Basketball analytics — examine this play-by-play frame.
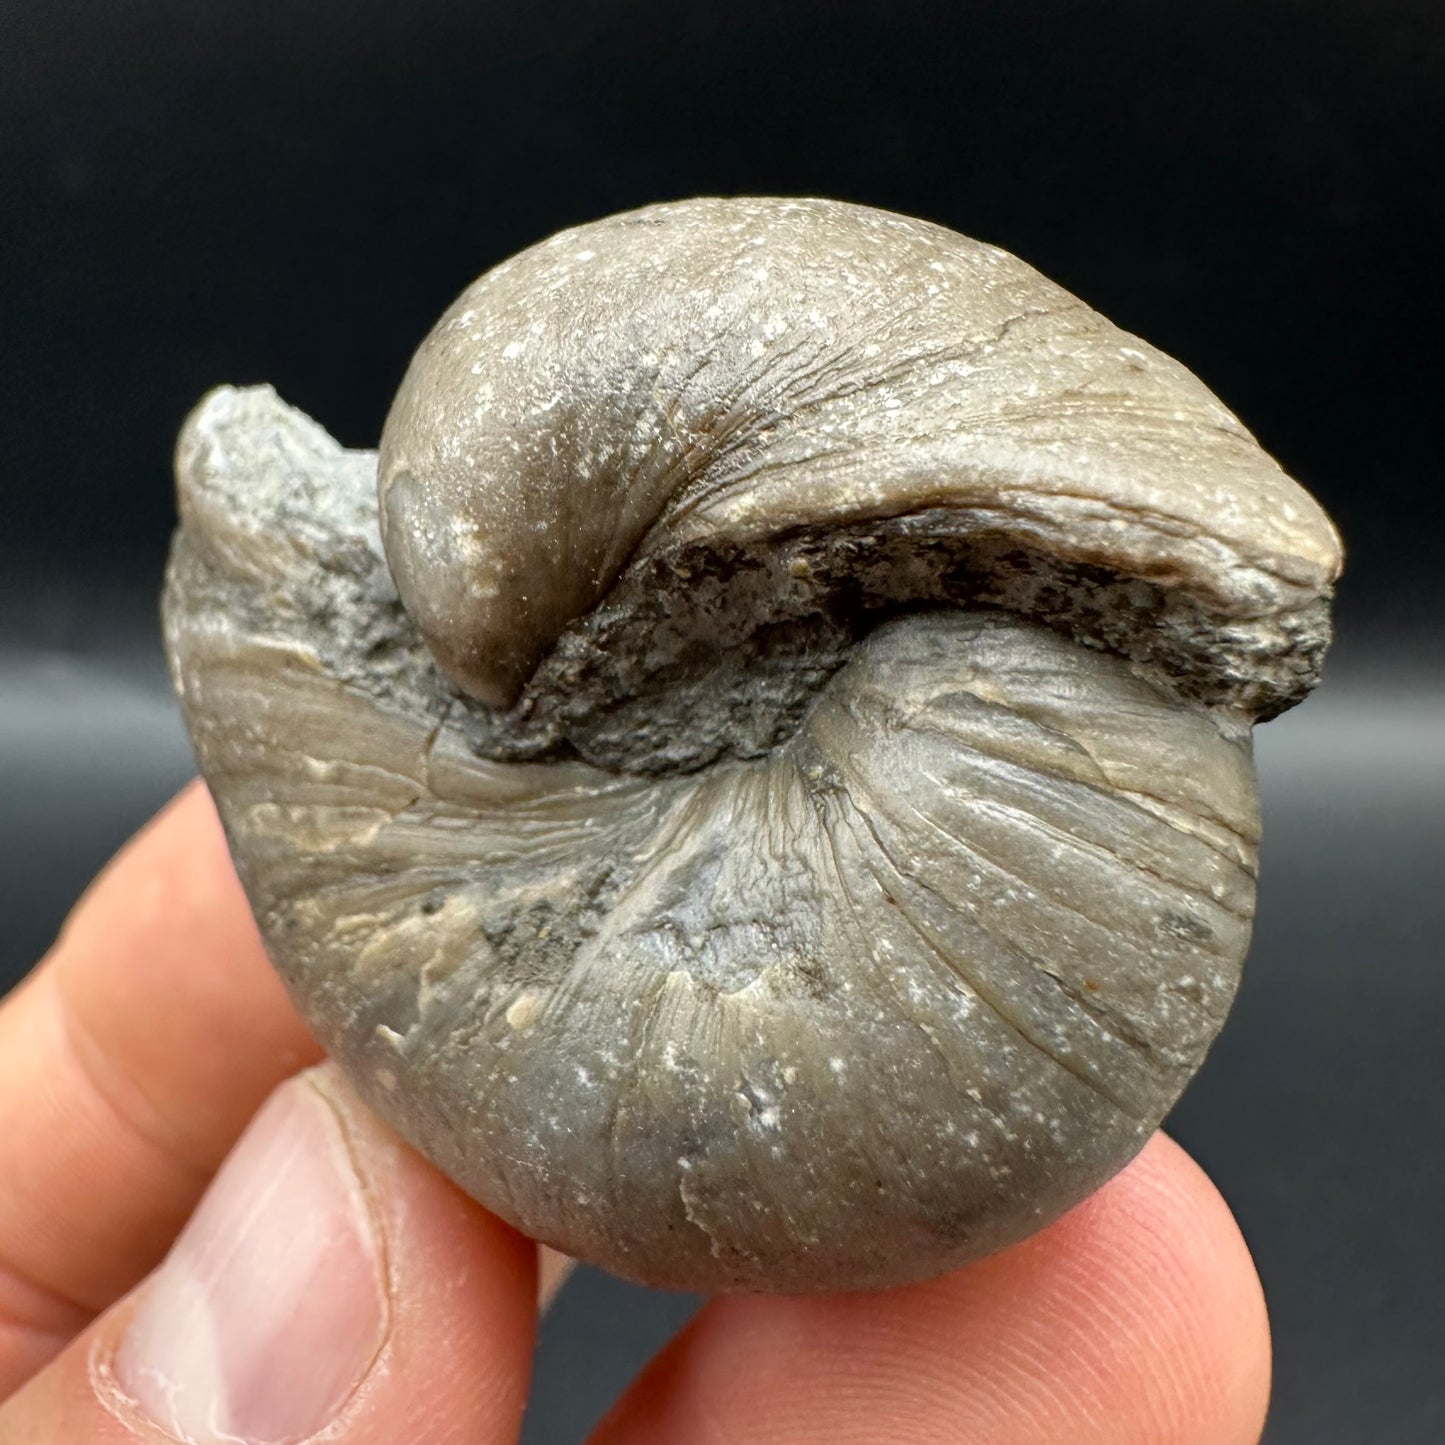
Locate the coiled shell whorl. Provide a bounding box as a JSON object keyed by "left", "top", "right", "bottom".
{"left": 164, "top": 197, "right": 1341, "bottom": 1292}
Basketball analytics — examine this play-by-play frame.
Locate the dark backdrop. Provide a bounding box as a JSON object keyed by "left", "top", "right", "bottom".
{"left": 2, "top": 2, "right": 1441, "bottom": 1441}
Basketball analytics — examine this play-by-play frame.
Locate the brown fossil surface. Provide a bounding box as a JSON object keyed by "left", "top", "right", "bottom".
{"left": 164, "top": 197, "right": 1341, "bottom": 1291}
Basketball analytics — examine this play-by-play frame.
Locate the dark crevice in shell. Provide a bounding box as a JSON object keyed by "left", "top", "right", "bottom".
{"left": 463, "top": 509, "right": 1329, "bottom": 776}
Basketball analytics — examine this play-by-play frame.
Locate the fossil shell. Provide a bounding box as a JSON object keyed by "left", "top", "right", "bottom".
{"left": 163, "top": 197, "right": 1341, "bottom": 1292}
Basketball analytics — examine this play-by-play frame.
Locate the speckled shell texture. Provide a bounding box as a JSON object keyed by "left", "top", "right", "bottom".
{"left": 164, "top": 198, "right": 1341, "bottom": 1292}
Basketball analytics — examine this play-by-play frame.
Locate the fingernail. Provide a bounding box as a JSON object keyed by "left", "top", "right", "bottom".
{"left": 115, "top": 1077, "right": 387, "bottom": 1444}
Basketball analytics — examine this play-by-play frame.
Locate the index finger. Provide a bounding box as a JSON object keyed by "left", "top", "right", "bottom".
{"left": 0, "top": 781, "right": 322, "bottom": 1394}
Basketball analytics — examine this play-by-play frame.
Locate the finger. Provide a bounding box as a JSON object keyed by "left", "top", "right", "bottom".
{"left": 0, "top": 1065, "right": 537, "bottom": 1445}
{"left": 538, "top": 1248, "right": 577, "bottom": 1313}
{"left": 594, "top": 1133, "right": 1270, "bottom": 1445}
{"left": 0, "top": 782, "right": 322, "bottom": 1391}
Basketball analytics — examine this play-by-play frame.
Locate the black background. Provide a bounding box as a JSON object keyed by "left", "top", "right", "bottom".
{"left": 1, "top": 2, "right": 1441, "bottom": 1441}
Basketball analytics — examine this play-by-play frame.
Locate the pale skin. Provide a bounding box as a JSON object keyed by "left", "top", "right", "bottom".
{"left": 0, "top": 781, "right": 1271, "bottom": 1444}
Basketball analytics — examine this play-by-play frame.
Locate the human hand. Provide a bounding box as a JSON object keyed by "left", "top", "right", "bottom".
{"left": 0, "top": 782, "right": 1270, "bottom": 1444}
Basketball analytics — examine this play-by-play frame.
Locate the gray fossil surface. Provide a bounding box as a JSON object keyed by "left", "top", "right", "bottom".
{"left": 164, "top": 197, "right": 1341, "bottom": 1292}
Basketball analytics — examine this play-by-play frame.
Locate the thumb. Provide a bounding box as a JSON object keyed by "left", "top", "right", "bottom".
{"left": 0, "top": 1065, "right": 538, "bottom": 1444}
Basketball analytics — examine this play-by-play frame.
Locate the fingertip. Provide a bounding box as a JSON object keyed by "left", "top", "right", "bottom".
{"left": 1020, "top": 1131, "right": 1272, "bottom": 1445}
{"left": 52, "top": 780, "right": 321, "bottom": 1177}
{"left": 303, "top": 1066, "right": 539, "bottom": 1438}
{"left": 0, "top": 1066, "right": 538, "bottom": 1445}
{"left": 0, "top": 781, "right": 324, "bottom": 1367}
{"left": 538, "top": 1247, "right": 577, "bottom": 1313}
{"left": 56, "top": 781, "right": 232, "bottom": 962}
{"left": 597, "top": 1133, "right": 1270, "bottom": 1445}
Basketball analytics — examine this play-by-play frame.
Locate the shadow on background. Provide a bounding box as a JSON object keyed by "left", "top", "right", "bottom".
{"left": 2, "top": 1, "right": 1441, "bottom": 1440}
